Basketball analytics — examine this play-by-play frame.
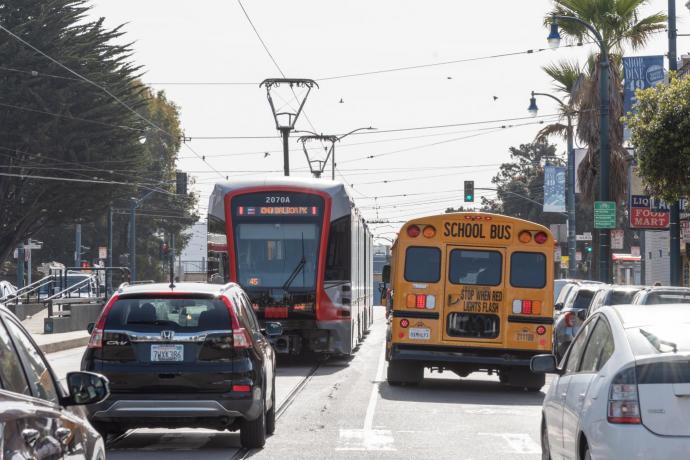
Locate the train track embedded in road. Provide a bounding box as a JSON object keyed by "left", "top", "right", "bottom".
{"left": 231, "top": 362, "right": 321, "bottom": 460}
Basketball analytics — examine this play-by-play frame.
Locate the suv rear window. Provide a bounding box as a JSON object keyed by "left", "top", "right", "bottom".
{"left": 572, "top": 290, "right": 595, "bottom": 309}
{"left": 510, "top": 252, "right": 546, "bottom": 288}
{"left": 644, "top": 292, "right": 690, "bottom": 304}
{"left": 609, "top": 290, "right": 636, "bottom": 305}
{"left": 404, "top": 247, "right": 441, "bottom": 283}
{"left": 105, "top": 297, "right": 231, "bottom": 332}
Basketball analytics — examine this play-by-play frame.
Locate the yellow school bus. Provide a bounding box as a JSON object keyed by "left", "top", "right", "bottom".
{"left": 383, "top": 212, "right": 554, "bottom": 390}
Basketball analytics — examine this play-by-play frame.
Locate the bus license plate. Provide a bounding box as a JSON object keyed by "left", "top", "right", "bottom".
{"left": 409, "top": 328, "right": 430, "bottom": 340}
{"left": 517, "top": 332, "right": 535, "bottom": 342}
{"left": 151, "top": 344, "right": 184, "bottom": 362}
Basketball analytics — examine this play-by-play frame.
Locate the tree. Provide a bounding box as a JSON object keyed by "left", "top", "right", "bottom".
{"left": 626, "top": 74, "right": 690, "bottom": 202}
{"left": 32, "top": 89, "right": 198, "bottom": 281}
{"left": 545, "top": 0, "right": 667, "bottom": 203}
{"left": 0, "top": 0, "right": 149, "bottom": 263}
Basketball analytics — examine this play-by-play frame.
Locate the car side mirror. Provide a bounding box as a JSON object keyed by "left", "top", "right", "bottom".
{"left": 530, "top": 354, "right": 561, "bottom": 374}
{"left": 576, "top": 309, "right": 587, "bottom": 321}
{"left": 86, "top": 323, "right": 95, "bottom": 335}
{"left": 382, "top": 265, "right": 391, "bottom": 284}
{"left": 64, "top": 371, "right": 110, "bottom": 406}
{"left": 264, "top": 322, "right": 283, "bottom": 337}
{"left": 554, "top": 302, "right": 564, "bottom": 311}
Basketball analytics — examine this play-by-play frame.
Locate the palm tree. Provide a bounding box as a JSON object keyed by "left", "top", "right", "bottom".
{"left": 534, "top": 59, "right": 582, "bottom": 144}
{"left": 544, "top": 0, "right": 667, "bottom": 203}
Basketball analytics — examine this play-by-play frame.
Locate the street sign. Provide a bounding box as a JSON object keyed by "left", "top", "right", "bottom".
{"left": 594, "top": 201, "right": 616, "bottom": 229}
{"left": 560, "top": 255, "right": 569, "bottom": 267}
{"left": 576, "top": 251, "right": 583, "bottom": 261}
{"left": 631, "top": 246, "right": 640, "bottom": 257}
{"left": 576, "top": 232, "right": 592, "bottom": 241}
{"left": 611, "top": 229, "right": 624, "bottom": 250}
{"left": 554, "top": 245, "right": 562, "bottom": 258}
{"left": 98, "top": 246, "right": 107, "bottom": 259}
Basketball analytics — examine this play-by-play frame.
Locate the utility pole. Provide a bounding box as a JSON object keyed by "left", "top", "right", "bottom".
{"left": 260, "top": 78, "right": 318, "bottom": 176}
{"left": 128, "top": 189, "right": 158, "bottom": 283}
{"left": 669, "top": 0, "right": 682, "bottom": 286}
{"left": 74, "top": 223, "right": 82, "bottom": 268}
{"left": 107, "top": 204, "right": 113, "bottom": 294}
{"left": 16, "top": 245, "right": 25, "bottom": 288}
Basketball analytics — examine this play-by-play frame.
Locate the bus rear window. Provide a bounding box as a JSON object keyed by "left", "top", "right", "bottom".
{"left": 510, "top": 252, "right": 546, "bottom": 288}
{"left": 448, "top": 249, "right": 502, "bottom": 286}
{"left": 404, "top": 247, "right": 441, "bottom": 283}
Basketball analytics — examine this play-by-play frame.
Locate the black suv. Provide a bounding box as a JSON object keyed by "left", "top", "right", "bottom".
{"left": 81, "top": 282, "right": 280, "bottom": 448}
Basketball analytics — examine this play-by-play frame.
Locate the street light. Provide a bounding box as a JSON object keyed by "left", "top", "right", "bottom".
{"left": 297, "top": 127, "right": 376, "bottom": 180}
{"left": 527, "top": 95, "right": 539, "bottom": 117}
{"left": 528, "top": 90, "right": 577, "bottom": 278}
{"left": 547, "top": 20, "right": 562, "bottom": 49}
{"left": 548, "top": 14, "right": 611, "bottom": 283}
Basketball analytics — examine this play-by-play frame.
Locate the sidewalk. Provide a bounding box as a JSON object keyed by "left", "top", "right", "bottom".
{"left": 21, "top": 308, "right": 91, "bottom": 354}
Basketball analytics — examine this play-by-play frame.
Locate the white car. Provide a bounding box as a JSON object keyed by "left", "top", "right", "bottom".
{"left": 531, "top": 304, "right": 690, "bottom": 459}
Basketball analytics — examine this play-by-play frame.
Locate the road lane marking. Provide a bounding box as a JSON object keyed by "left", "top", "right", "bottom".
{"left": 478, "top": 432, "right": 541, "bottom": 454}
{"left": 337, "top": 338, "right": 395, "bottom": 451}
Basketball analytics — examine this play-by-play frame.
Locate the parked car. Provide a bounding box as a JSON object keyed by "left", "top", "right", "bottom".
{"left": 532, "top": 304, "right": 690, "bottom": 459}
{"left": 554, "top": 279, "right": 579, "bottom": 304}
{"left": 552, "top": 284, "right": 604, "bottom": 361}
{"left": 0, "top": 302, "right": 109, "bottom": 460}
{"left": 553, "top": 281, "right": 580, "bottom": 316}
{"left": 632, "top": 286, "right": 690, "bottom": 305}
{"left": 81, "top": 282, "right": 280, "bottom": 448}
{"left": 587, "top": 285, "right": 644, "bottom": 316}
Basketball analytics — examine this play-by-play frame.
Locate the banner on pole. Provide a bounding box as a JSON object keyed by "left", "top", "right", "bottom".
{"left": 574, "top": 148, "right": 586, "bottom": 193}
{"left": 623, "top": 55, "right": 664, "bottom": 140}
{"left": 544, "top": 165, "right": 566, "bottom": 212}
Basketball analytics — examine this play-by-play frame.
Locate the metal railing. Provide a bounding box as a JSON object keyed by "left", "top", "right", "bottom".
{"left": 2, "top": 275, "right": 56, "bottom": 305}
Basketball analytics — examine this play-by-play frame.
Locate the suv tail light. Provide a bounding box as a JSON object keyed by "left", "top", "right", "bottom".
{"left": 564, "top": 311, "right": 575, "bottom": 327}
{"left": 88, "top": 294, "right": 119, "bottom": 349}
{"left": 608, "top": 367, "right": 641, "bottom": 424}
{"left": 220, "top": 295, "right": 252, "bottom": 349}
{"left": 232, "top": 328, "right": 252, "bottom": 348}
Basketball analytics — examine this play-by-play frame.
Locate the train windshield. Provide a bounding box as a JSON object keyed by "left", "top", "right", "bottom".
{"left": 231, "top": 191, "right": 324, "bottom": 291}
{"left": 235, "top": 223, "right": 320, "bottom": 289}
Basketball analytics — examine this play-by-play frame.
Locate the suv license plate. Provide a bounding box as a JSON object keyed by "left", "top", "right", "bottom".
{"left": 151, "top": 344, "right": 184, "bottom": 362}
{"left": 409, "top": 327, "right": 430, "bottom": 340}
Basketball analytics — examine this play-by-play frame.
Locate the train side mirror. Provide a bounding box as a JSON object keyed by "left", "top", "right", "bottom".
{"left": 382, "top": 265, "right": 391, "bottom": 284}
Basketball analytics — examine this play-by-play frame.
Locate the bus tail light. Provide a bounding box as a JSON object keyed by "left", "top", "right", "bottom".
{"left": 423, "top": 226, "right": 436, "bottom": 238}
{"left": 407, "top": 225, "right": 421, "bottom": 238}
{"left": 415, "top": 294, "right": 426, "bottom": 309}
{"left": 407, "top": 294, "right": 435, "bottom": 309}
{"left": 512, "top": 299, "right": 541, "bottom": 315}
{"left": 534, "top": 231, "right": 548, "bottom": 244}
{"left": 518, "top": 231, "right": 532, "bottom": 243}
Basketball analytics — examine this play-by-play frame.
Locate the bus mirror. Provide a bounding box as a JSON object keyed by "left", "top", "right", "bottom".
{"left": 382, "top": 265, "right": 391, "bottom": 284}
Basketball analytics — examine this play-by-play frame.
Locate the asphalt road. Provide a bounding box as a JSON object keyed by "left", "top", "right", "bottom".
{"left": 48, "top": 307, "right": 549, "bottom": 459}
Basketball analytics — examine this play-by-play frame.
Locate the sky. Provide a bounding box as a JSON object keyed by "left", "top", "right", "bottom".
{"left": 89, "top": 0, "right": 690, "bottom": 246}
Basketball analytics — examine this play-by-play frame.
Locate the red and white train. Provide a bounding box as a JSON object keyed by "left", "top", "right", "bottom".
{"left": 207, "top": 178, "right": 373, "bottom": 355}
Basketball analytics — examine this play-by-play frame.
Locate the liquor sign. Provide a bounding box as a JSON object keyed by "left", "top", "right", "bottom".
{"left": 544, "top": 165, "right": 566, "bottom": 212}
{"left": 629, "top": 162, "right": 670, "bottom": 229}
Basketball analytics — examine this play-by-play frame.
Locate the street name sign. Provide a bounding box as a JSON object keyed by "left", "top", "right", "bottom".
{"left": 594, "top": 201, "right": 616, "bottom": 229}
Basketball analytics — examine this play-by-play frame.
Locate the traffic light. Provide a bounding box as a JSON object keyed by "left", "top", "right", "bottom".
{"left": 464, "top": 180, "right": 475, "bottom": 202}
{"left": 176, "top": 171, "right": 187, "bottom": 195}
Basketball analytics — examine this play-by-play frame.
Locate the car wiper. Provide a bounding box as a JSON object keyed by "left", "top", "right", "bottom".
{"left": 639, "top": 328, "right": 678, "bottom": 353}
{"left": 282, "top": 233, "right": 306, "bottom": 291}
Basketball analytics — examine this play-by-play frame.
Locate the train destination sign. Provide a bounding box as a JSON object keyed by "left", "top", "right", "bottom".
{"left": 236, "top": 206, "right": 320, "bottom": 216}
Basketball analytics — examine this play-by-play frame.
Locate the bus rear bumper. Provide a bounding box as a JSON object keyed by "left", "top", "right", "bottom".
{"left": 389, "top": 343, "right": 540, "bottom": 368}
